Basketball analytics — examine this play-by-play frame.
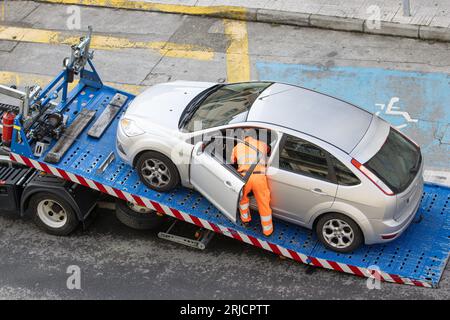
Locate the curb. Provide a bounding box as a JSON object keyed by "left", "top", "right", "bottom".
{"left": 36, "top": 0, "right": 450, "bottom": 42}
{"left": 257, "top": 9, "right": 450, "bottom": 42}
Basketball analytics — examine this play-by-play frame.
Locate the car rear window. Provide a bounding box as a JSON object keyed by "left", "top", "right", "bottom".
{"left": 364, "top": 128, "right": 421, "bottom": 194}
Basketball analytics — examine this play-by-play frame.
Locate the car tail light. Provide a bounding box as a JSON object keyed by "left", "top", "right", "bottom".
{"left": 351, "top": 158, "right": 394, "bottom": 196}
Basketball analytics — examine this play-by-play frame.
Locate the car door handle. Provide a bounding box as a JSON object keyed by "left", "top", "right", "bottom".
{"left": 224, "top": 180, "right": 239, "bottom": 193}
{"left": 224, "top": 181, "right": 233, "bottom": 188}
{"left": 311, "top": 188, "right": 328, "bottom": 196}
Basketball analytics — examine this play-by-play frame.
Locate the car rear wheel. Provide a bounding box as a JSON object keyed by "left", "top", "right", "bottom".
{"left": 135, "top": 151, "right": 180, "bottom": 192}
{"left": 315, "top": 213, "right": 363, "bottom": 253}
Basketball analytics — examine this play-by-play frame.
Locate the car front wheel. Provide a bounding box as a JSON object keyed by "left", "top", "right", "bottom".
{"left": 135, "top": 151, "right": 180, "bottom": 192}
{"left": 315, "top": 213, "right": 363, "bottom": 253}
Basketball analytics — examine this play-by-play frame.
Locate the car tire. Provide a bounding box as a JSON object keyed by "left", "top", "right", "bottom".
{"left": 135, "top": 151, "right": 180, "bottom": 192}
{"left": 315, "top": 213, "right": 363, "bottom": 253}
{"left": 29, "top": 192, "right": 79, "bottom": 236}
{"left": 115, "top": 199, "right": 165, "bottom": 230}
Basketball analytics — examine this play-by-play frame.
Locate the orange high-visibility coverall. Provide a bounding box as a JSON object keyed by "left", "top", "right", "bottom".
{"left": 231, "top": 136, "right": 273, "bottom": 236}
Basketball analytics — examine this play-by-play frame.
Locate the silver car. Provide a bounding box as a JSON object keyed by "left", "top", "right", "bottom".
{"left": 116, "top": 81, "right": 424, "bottom": 252}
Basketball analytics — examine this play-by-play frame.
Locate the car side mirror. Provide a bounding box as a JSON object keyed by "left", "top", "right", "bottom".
{"left": 194, "top": 141, "right": 206, "bottom": 156}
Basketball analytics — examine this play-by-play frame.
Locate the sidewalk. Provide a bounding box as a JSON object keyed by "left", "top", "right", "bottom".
{"left": 185, "top": 0, "right": 450, "bottom": 27}
{"left": 142, "top": 0, "right": 450, "bottom": 41}
{"left": 37, "top": 0, "right": 450, "bottom": 41}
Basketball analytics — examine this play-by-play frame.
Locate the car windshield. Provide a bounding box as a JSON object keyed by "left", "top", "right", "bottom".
{"left": 364, "top": 128, "right": 421, "bottom": 194}
{"left": 179, "top": 82, "right": 272, "bottom": 132}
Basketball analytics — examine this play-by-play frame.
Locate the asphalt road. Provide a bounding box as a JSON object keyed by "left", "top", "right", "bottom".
{"left": 0, "top": 1, "right": 449, "bottom": 299}
{"left": 0, "top": 206, "right": 449, "bottom": 300}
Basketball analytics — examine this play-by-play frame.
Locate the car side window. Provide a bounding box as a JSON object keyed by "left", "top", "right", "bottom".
{"left": 202, "top": 136, "right": 244, "bottom": 180}
{"left": 279, "top": 135, "right": 333, "bottom": 182}
{"left": 331, "top": 156, "right": 361, "bottom": 186}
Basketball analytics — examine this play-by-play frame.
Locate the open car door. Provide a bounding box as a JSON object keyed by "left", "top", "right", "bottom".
{"left": 189, "top": 137, "right": 260, "bottom": 223}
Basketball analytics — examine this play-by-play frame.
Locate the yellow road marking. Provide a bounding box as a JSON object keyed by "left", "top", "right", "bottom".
{"left": 1, "top": 1, "right": 251, "bottom": 84}
{"left": 0, "top": 26, "right": 214, "bottom": 61}
{"left": 36, "top": 1, "right": 252, "bottom": 81}
{"left": 223, "top": 19, "right": 250, "bottom": 82}
{"left": 1, "top": 1, "right": 4, "bottom": 22}
{"left": 0, "top": 71, "right": 144, "bottom": 95}
{"left": 37, "top": 0, "right": 248, "bottom": 19}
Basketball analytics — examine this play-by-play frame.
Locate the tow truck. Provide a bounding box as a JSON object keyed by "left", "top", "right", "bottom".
{"left": 0, "top": 27, "right": 449, "bottom": 288}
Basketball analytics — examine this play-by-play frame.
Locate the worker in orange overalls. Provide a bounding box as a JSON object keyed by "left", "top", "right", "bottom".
{"left": 231, "top": 130, "right": 273, "bottom": 237}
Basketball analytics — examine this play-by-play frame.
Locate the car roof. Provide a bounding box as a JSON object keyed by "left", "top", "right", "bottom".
{"left": 247, "top": 83, "right": 373, "bottom": 153}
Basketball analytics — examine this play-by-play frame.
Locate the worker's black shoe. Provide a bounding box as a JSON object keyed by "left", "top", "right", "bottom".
{"left": 242, "top": 222, "right": 251, "bottom": 228}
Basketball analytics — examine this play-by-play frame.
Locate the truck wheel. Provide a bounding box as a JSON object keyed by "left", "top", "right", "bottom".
{"left": 115, "top": 199, "right": 164, "bottom": 230}
{"left": 30, "top": 193, "right": 79, "bottom": 236}
{"left": 135, "top": 151, "right": 180, "bottom": 192}
{"left": 315, "top": 213, "right": 363, "bottom": 253}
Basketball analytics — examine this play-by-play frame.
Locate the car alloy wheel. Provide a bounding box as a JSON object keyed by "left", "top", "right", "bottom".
{"left": 322, "top": 218, "right": 354, "bottom": 249}
{"left": 140, "top": 158, "right": 171, "bottom": 189}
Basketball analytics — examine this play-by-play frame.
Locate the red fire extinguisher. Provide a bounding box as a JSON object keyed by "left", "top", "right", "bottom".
{"left": 2, "top": 111, "right": 16, "bottom": 147}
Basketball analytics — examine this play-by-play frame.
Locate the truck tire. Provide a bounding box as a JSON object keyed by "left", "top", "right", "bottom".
{"left": 135, "top": 151, "right": 180, "bottom": 192}
{"left": 315, "top": 213, "right": 363, "bottom": 253}
{"left": 115, "top": 199, "right": 164, "bottom": 230}
{"left": 29, "top": 192, "right": 79, "bottom": 236}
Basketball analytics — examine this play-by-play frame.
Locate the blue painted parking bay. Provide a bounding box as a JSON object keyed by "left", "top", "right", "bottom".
{"left": 256, "top": 63, "right": 450, "bottom": 172}
{"left": 9, "top": 82, "right": 450, "bottom": 287}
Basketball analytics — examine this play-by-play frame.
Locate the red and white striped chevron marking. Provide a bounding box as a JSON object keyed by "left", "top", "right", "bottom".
{"left": 10, "top": 152, "right": 433, "bottom": 288}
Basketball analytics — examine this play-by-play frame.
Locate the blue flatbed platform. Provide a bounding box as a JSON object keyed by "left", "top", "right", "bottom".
{"left": 9, "top": 82, "right": 450, "bottom": 288}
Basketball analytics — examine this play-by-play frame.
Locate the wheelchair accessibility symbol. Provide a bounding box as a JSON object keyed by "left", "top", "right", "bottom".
{"left": 375, "top": 97, "right": 418, "bottom": 129}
